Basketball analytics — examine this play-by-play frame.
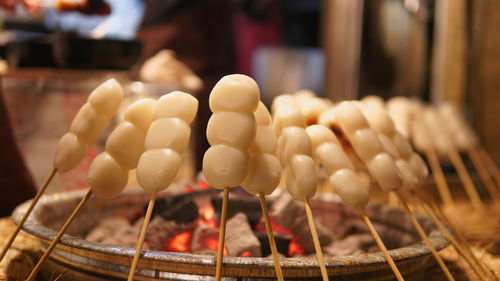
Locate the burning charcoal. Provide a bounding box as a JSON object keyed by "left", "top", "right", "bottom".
{"left": 325, "top": 233, "right": 374, "bottom": 256}
{"left": 150, "top": 194, "right": 199, "bottom": 224}
{"left": 162, "top": 231, "right": 192, "bottom": 252}
{"left": 335, "top": 220, "right": 369, "bottom": 239}
{"left": 269, "top": 192, "right": 303, "bottom": 229}
{"left": 309, "top": 199, "right": 345, "bottom": 229}
{"left": 255, "top": 232, "right": 291, "bottom": 257}
{"left": 226, "top": 213, "right": 262, "bottom": 257}
{"left": 366, "top": 206, "right": 412, "bottom": 233}
{"left": 212, "top": 192, "right": 268, "bottom": 226}
{"left": 191, "top": 224, "right": 220, "bottom": 254}
{"left": 291, "top": 216, "right": 335, "bottom": 254}
{"left": 270, "top": 192, "right": 335, "bottom": 254}
{"left": 146, "top": 216, "right": 193, "bottom": 250}
{"left": 375, "top": 223, "right": 417, "bottom": 249}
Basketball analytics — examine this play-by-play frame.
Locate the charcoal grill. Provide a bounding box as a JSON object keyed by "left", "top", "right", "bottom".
{"left": 12, "top": 189, "right": 449, "bottom": 280}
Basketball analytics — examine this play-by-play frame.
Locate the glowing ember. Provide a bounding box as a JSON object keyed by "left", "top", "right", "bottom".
{"left": 202, "top": 236, "right": 228, "bottom": 256}
{"left": 197, "top": 202, "right": 218, "bottom": 228}
{"left": 239, "top": 251, "right": 252, "bottom": 257}
{"left": 155, "top": 189, "right": 303, "bottom": 258}
{"left": 255, "top": 218, "right": 292, "bottom": 235}
{"left": 162, "top": 231, "right": 192, "bottom": 252}
{"left": 288, "top": 236, "right": 304, "bottom": 256}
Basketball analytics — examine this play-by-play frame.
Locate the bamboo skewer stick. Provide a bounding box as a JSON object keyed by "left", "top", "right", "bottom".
{"left": 259, "top": 193, "right": 284, "bottom": 281}
{"left": 356, "top": 207, "right": 405, "bottom": 281}
{"left": 304, "top": 197, "right": 329, "bottom": 281}
{"left": 413, "top": 178, "right": 495, "bottom": 279}
{"left": 215, "top": 187, "right": 229, "bottom": 281}
{"left": 426, "top": 194, "right": 497, "bottom": 279}
{"left": 418, "top": 190, "right": 465, "bottom": 243}
{"left": 128, "top": 190, "right": 158, "bottom": 281}
{"left": 468, "top": 148, "right": 500, "bottom": 202}
{"left": 394, "top": 191, "right": 455, "bottom": 281}
{"left": 259, "top": 194, "right": 284, "bottom": 280}
{"left": 425, "top": 149, "right": 455, "bottom": 207}
{"left": 419, "top": 184, "right": 467, "bottom": 243}
{"left": 448, "top": 148, "right": 484, "bottom": 211}
{"left": 477, "top": 147, "right": 500, "bottom": 193}
{"left": 26, "top": 189, "right": 92, "bottom": 281}
{"left": 416, "top": 194, "right": 489, "bottom": 281}
{"left": 0, "top": 168, "right": 57, "bottom": 263}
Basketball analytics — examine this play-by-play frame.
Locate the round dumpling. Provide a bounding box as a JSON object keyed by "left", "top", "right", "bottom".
{"left": 202, "top": 145, "right": 250, "bottom": 189}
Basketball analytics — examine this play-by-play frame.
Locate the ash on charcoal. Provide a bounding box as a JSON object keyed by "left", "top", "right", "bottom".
{"left": 270, "top": 192, "right": 335, "bottom": 254}
{"left": 325, "top": 233, "right": 375, "bottom": 256}
{"left": 191, "top": 224, "right": 219, "bottom": 254}
{"left": 212, "top": 192, "right": 268, "bottom": 226}
{"left": 255, "top": 232, "right": 291, "bottom": 257}
{"left": 226, "top": 213, "right": 262, "bottom": 257}
{"left": 85, "top": 216, "right": 144, "bottom": 248}
{"left": 149, "top": 194, "right": 199, "bottom": 224}
{"left": 85, "top": 217, "right": 129, "bottom": 242}
{"left": 146, "top": 216, "right": 194, "bottom": 250}
{"left": 335, "top": 220, "right": 369, "bottom": 239}
{"left": 362, "top": 206, "right": 418, "bottom": 249}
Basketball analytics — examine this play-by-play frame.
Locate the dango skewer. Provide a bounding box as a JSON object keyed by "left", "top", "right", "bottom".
{"left": 241, "top": 101, "right": 284, "bottom": 280}
{"left": 0, "top": 79, "right": 124, "bottom": 264}
{"left": 422, "top": 107, "right": 484, "bottom": 211}
{"left": 273, "top": 104, "right": 329, "bottom": 281}
{"left": 202, "top": 74, "right": 260, "bottom": 281}
{"left": 332, "top": 101, "right": 456, "bottom": 281}
{"left": 365, "top": 96, "right": 494, "bottom": 278}
{"left": 360, "top": 100, "right": 490, "bottom": 281}
{"left": 406, "top": 102, "right": 455, "bottom": 208}
{"left": 306, "top": 124, "right": 405, "bottom": 281}
{"left": 26, "top": 96, "right": 159, "bottom": 281}
{"left": 438, "top": 103, "right": 500, "bottom": 202}
{"left": 128, "top": 92, "right": 198, "bottom": 280}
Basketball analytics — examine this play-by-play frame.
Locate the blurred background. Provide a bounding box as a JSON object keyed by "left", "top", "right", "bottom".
{"left": 0, "top": 0, "right": 498, "bottom": 193}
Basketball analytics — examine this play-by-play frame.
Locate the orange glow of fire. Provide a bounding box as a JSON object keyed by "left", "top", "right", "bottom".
{"left": 163, "top": 231, "right": 192, "bottom": 252}
{"left": 288, "top": 236, "right": 304, "bottom": 256}
{"left": 163, "top": 200, "right": 230, "bottom": 255}
{"left": 205, "top": 237, "right": 228, "bottom": 256}
{"left": 255, "top": 217, "right": 291, "bottom": 235}
{"left": 197, "top": 203, "right": 218, "bottom": 228}
{"left": 161, "top": 188, "right": 303, "bottom": 258}
{"left": 254, "top": 218, "right": 305, "bottom": 257}
{"left": 239, "top": 251, "right": 251, "bottom": 257}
